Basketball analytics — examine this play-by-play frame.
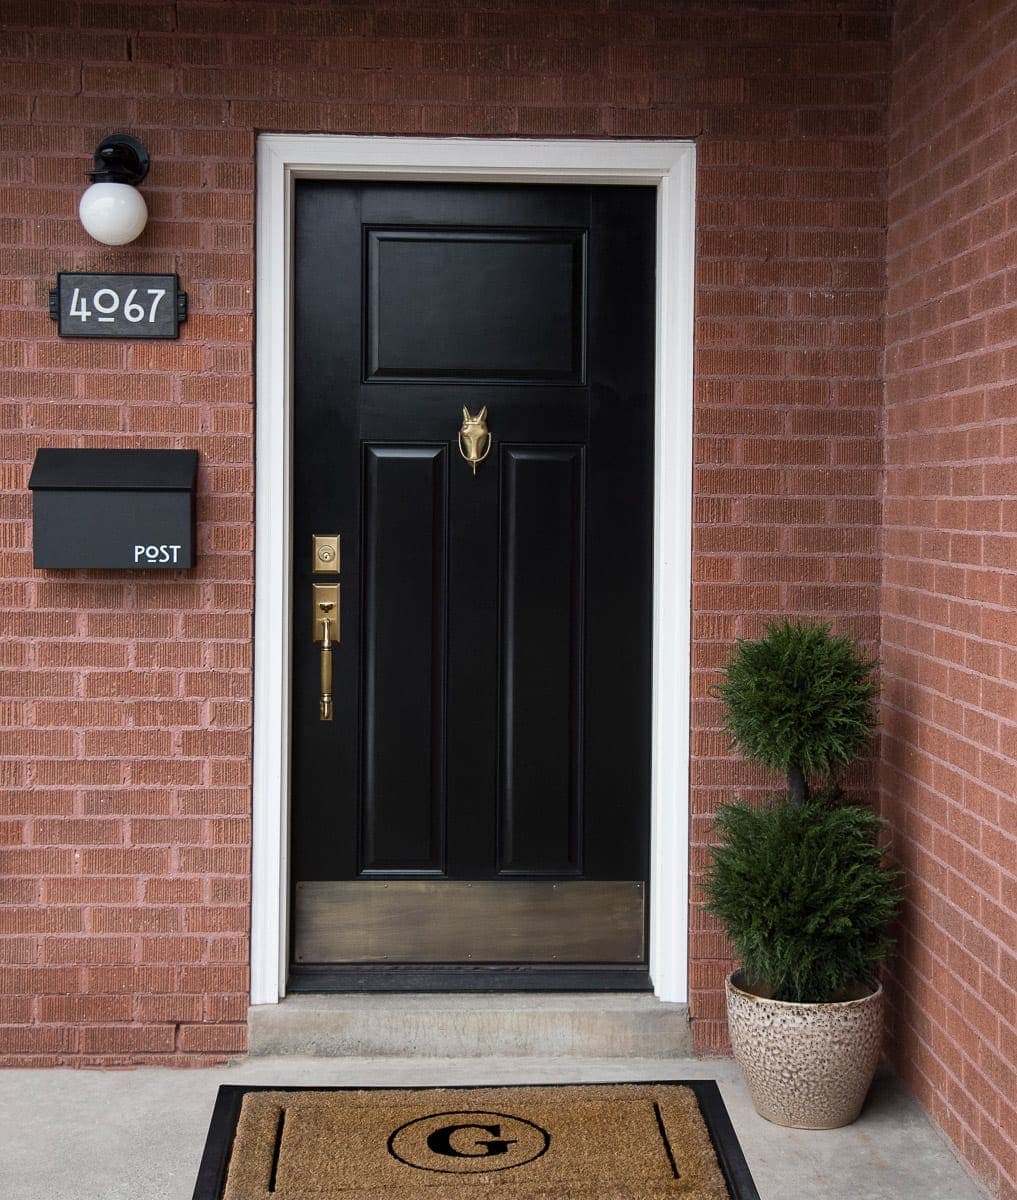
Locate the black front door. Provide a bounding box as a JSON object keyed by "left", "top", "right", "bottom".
{"left": 290, "top": 181, "right": 655, "bottom": 990}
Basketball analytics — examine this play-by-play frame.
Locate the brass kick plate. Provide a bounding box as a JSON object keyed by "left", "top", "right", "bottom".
{"left": 312, "top": 534, "right": 340, "bottom": 574}
{"left": 294, "top": 880, "right": 645, "bottom": 964}
{"left": 312, "top": 583, "right": 340, "bottom": 642}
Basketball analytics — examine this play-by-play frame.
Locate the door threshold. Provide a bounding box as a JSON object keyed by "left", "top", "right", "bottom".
{"left": 248, "top": 993, "right": 692, "bottom": 1058}
{"left": 287, "top": 964, "right": 652, "bottom": 993}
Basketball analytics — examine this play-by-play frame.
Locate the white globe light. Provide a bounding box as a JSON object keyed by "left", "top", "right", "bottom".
{"left": 78, "top": 181, "right": 148, "bottom": 246}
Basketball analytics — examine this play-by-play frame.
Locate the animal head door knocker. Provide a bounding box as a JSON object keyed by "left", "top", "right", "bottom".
{"left": 458, "top": 406, "right": 492, "bottom": 475}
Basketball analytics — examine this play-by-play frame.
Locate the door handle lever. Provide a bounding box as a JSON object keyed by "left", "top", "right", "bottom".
{"left": 319, "top": 611, "right": 333, "bottom": 722}
{"left": 312, "top": 584, "right": 340, "bottom": 722}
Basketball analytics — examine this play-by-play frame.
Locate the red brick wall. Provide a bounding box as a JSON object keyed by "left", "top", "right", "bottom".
{"left": 0, "top": 1, "right": 891, "bottom": 1065}
{"left": 882, "top": 1, "right": 1017, "bottom": 1194}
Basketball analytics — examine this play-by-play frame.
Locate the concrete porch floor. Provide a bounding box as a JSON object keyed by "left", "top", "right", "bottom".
{"left": 2, "top": 1055, "right": 987, "bottom": 1200}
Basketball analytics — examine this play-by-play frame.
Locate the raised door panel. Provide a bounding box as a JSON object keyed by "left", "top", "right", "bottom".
{"left": 498, "top": 446, "right": 585, "bottom": 876}
{"left": 365, "top": 228, "right": 587, "bottom": 383}
{"left": 359, "top": 445, "right": 448, "bottom": 874}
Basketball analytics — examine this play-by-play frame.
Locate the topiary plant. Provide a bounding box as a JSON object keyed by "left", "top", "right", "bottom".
{"left": 704, "top": 794, "right": 900, "bottom": 1002}
{"left": 712, "top": 619, "right": 879, "bottom": 807}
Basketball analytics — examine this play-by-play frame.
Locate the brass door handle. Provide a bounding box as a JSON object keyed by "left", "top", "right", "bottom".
{"left": 458, "top": 405, "right": 491, "bottom": 474}
{"left": 313, "top": 584, "right": 339, "bottom": 722}
{"left": 319, "top": 613, "right": 333, "bottom": 722}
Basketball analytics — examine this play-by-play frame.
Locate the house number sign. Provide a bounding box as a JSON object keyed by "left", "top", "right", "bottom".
{"left": 49, "top": 273, "right": 187, "bottom": 339}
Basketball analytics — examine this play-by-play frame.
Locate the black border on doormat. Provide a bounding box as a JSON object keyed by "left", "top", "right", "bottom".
{"left": 191, "top": 1081, "right": 761, "bottom": 1200}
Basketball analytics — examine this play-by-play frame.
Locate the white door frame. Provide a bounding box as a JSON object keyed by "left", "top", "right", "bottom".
{"left": 251, "top": 134, "right": 696, "bottom": 1006}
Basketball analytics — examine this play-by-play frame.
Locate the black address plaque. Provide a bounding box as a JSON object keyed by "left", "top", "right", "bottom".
{"left": 49, "top": 273, "right": 187, "bottom": 339}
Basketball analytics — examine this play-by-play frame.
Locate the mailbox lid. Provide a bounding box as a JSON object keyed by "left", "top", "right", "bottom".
{"left": 28, "top": 448, "right": 198, "bottom": 492}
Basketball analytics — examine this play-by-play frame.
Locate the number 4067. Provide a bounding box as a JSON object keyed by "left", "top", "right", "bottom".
{"left": 69, "top": 286, "right": 166, "bottom": 324}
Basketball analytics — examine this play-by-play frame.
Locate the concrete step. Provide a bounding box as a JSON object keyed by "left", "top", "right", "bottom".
{"left": 248, "top": 994, "right": 691, "bottom": 1058}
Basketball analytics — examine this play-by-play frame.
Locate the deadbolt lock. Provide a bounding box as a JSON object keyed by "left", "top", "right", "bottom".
{"left": 312, "top": 534, "right": 340, "bottom": 574}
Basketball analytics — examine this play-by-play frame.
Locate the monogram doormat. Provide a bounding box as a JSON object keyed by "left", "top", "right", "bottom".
{"left": 192, "top": 1082, "right": 760, "bottom": 1199}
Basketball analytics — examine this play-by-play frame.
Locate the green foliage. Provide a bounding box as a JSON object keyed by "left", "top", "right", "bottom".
{"left": 704, "top": 795, "right": 900, "bottom": 1003}
{"left": 714, "top": 620, "right": 878, "bottom": 803}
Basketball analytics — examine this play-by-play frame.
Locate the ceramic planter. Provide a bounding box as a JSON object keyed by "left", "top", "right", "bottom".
{"left": 725, "top": 970, "right": 884, "bottom": 1129}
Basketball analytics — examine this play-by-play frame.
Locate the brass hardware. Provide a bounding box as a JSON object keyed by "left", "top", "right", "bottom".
{"left": 312, "top": 534, "right": 340, "bottom": 574}
{"left": 457, "top": 406, "right": 491, "bottom": 475}
{"left": 320, "top": 618, "right": 333, "bottom": 721}
{"left": 312, "top": 584, "right": 340, "bottom": 640}
{"left": 293, "top": 880, "right": 646, "bottom": 964}
{"left": 313, "top": 583, "right": 340, "bottom": 722}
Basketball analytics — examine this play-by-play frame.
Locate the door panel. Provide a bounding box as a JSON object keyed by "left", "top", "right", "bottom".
{"left": 360, "top": 444, "right": 447, "bottom": 875}
{"left": 498, "top": 446, "right": 585, "bottom": 877}
{"left": 366, "top": 228, "right": 586, "bottom": 382}
{"left": 290, "top": 181, "right": 655, "bottom": 988}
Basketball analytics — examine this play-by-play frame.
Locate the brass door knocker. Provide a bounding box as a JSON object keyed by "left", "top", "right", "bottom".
{"left": 458, "top": 406, "right": 491, "bottom": 475}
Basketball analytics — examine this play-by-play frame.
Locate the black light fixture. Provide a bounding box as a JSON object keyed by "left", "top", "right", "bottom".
{"left": 78, "top": 134, "right": 150, "bottom": 246}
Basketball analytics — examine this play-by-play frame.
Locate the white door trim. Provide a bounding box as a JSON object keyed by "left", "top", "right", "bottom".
{"left": 252, "top": 135, "right": 696, "bottom": 1005}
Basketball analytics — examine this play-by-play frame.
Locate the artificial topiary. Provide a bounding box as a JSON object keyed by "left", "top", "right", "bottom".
{"left": 704, "top": 793, "right": 900, "bottom": 1003}
{"left": 713, "top": 620, "right": 878, "bottom": 806}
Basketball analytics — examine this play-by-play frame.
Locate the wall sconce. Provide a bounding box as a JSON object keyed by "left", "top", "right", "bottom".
{"left": 78, "top": 134, "right": 150, "bottom": 246}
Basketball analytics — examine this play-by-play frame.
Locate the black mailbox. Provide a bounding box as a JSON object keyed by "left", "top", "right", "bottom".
{"left": 29, "top": 449, "right": 198, "bottom": 569}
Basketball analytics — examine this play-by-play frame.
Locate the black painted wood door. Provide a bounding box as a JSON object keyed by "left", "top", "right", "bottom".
{"left": 290, "top": 182, "right": 655, "bottom": 988}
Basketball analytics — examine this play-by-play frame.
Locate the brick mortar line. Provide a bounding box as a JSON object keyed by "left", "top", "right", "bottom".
{"left": 884, "top": 1004, "right": 1007, "bottom": 1140}
{"left": 885, "top": 411, "right": 1017, "bottom": 431}
{"left": 885, "top": 936, "right": 1012, "bottom": 1021}
{"left": 885, "top": 299, "right": 1017, "bottom": 337}
{"left": 887, "top": 965, "right": 1008, "bottom": 1043}
{"left": 880, "top": 756, "right": 1016, "bottom": 842}
{"left": 883, "top": 270, "right": 1017, "bottom": 311}
{"left": 888, "top": 18, "right": 1017, "bottom": 126}
{"left": 880, "top": 672, "right": 1017, "bottom": 725}
{"left": 881, "top": 819, "right": 1015, "bottom": 903}
{"left": 881, "top": 555, "right": 1017, "bottom": 578}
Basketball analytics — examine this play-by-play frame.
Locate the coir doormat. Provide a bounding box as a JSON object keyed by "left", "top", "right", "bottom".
{"left": 192, "top": 1082, "right": 760, "bottom": 1200}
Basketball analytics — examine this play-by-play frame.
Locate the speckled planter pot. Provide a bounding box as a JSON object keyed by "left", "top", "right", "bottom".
{"left": 726, "top": 970, "right": 884, "bottom": 1129}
